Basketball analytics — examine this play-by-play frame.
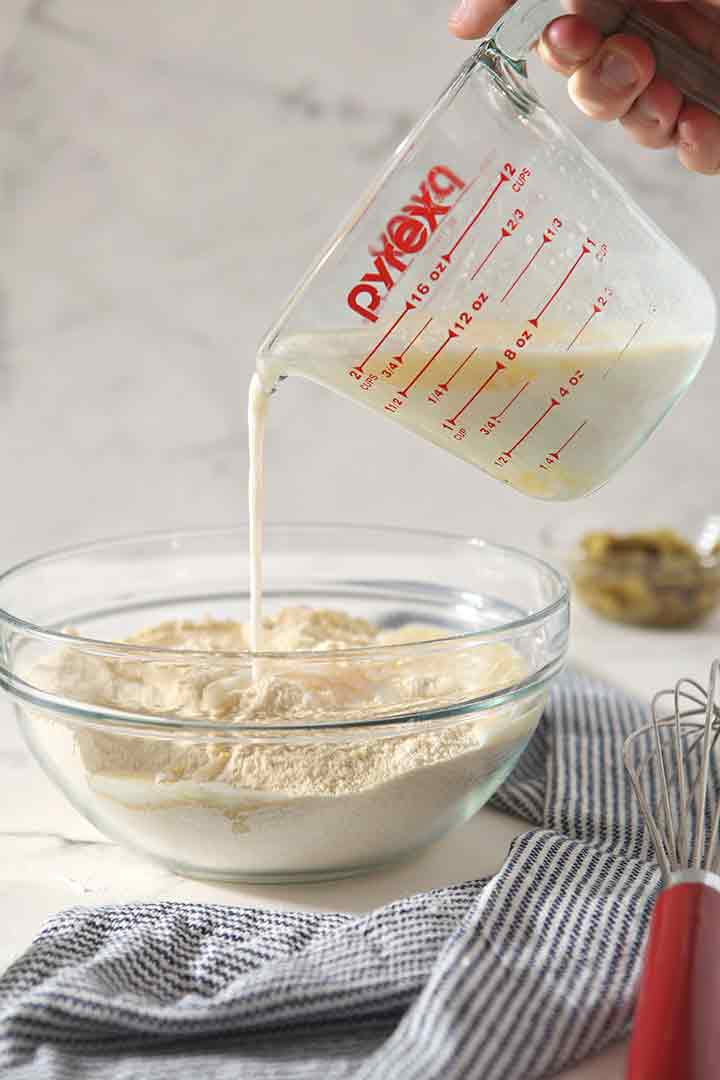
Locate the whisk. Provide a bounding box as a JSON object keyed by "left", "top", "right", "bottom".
{"left": 624, "top": 661, "right": 720, "bottom": 1080}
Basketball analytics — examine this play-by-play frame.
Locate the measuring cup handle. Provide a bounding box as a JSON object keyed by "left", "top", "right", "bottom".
{"left": 492, "top": 0, "right": 720, "bottom": 118}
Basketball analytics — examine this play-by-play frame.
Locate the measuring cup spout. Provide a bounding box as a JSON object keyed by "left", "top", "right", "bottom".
{"left": 493, "top": 0, "right": 720, "bottom": 116}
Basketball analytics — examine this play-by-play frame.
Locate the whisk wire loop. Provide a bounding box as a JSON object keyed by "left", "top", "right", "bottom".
{"left": 624, "top": 664, "right": 720, "bottom": 885}
{"left": 694, "top": 661, "right": 720, "bottom": 869}
{"left": 673, "top": 681, "right": 692, "bottom": 867}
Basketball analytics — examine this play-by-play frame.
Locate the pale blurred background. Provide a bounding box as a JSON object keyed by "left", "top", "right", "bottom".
{"left": 1, "top": 0, "right": 718, "bottom": 569}
{"left": 1, "top": 16, "right": 718, "bottom": 1076}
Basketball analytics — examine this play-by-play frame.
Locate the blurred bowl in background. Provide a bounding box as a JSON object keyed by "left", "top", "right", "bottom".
{"left": 541, "top": 511, "right": 720, "bottom": 629}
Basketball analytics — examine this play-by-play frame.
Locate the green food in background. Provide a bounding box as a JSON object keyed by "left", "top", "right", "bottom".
{"left": 572, "top": 530, "right": 720, "bottom": 628}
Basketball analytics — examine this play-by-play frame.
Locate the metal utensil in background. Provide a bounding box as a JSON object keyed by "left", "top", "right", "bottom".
{"left": 624, "top": 663, "right": 720, "bottom": 1080}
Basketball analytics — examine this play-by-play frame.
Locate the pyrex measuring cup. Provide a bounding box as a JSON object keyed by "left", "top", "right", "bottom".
{"left": 257, "top": 0, "right": 717, "bottom": 500}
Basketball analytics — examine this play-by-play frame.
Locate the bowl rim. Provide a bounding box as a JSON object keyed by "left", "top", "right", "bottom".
{"left": 0, "top": 523, "right": 569, "bottom": 731}
{"left": 0, "top": 522, "right": 569, "bottom": 655}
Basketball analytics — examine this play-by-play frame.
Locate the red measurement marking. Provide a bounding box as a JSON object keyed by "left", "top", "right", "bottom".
{"left": 442, "top": 171, "right": 509, "bottom": 263}
{"left": 491, "top": 380, "right": 530, "bottom": 421}
{"left": 393, "top": 317, "right": 433, "bottom": 362}
{"left": 436, "top": 346, "right": 477, "bottom": 392}
{"left": 545, "top": 420, "right": 588, "bottom": 463}
{"left": 567, "top": 305, "right": 600, "bottom": 352}
{"left": 501, "top": 238, "right": 549, "bottom": 303}
{"left": 505, "top": 398, "right": 560, "bottom": 457}
{"left": 529, "top": 245, "right": 590, "bottom": 329}
{"left": 399, "top": 330, "right": 457, "bottom": 397}
{"left": 602, "top": 321, "right": 644, "bottom": 380}
{"left": 351, "top": 300, "right": 414, "bottom": 375}
{"left": 471, "top": 228, "right": 509, "bottom": 281}
{"left": 443, "top": 360, "right": 505, "bottom": 428}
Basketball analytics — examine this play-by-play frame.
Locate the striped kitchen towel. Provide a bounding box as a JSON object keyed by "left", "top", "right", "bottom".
{"left": 0, "top": 670, "right": 663, "bottom": 1079}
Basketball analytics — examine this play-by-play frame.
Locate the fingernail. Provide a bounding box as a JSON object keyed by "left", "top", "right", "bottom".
{"left": 597, "top": 50, "right": 637, "bottom": 91}
{"left": 449, "top": 0, "right": 469, "bottom": 25}
{"left": 636, "top": 96, "right": 659, "bottom": 124}
{"left": 551, "top": 44, "right": 584, "bottom": 64}
{"left": 677, "top": 121, "right": 696, "bottom": 153}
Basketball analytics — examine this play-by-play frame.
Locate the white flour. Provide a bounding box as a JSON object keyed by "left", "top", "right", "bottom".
{"left": 30, "top": 608, "right": 543, "bottom": 878}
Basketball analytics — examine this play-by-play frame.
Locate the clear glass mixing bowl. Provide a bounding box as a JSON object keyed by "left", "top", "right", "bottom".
{"left": 0, "top": 525, "right": 568, "bottom": 882}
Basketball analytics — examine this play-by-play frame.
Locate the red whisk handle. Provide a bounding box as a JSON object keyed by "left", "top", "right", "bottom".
{"left": 627, "top": 871, "right": 720, "bottom": 1080}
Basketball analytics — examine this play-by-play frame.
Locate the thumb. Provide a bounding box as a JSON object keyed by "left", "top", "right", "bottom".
{"left": 449, "top": 0, "right": 513, "bottom": 39}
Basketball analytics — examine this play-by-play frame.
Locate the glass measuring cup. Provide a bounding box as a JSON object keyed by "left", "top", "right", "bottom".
{"left": 257, "top": 0, "right": 717, "bottom": 500}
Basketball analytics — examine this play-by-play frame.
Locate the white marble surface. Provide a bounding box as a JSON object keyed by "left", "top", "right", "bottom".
{"left": 1, "top": 2, "right": 720, "bottom": 1077}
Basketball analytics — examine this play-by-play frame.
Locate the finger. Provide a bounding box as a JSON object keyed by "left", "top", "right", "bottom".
{"left": 620, "top": 76, "right": 683, "bottom": 148}
{"left": 449, "top": 0, "right": 510, "bottom": 38}
{"left": 568, "top": 34, "right": 656, "bottom": 122}
{"left": 538, "top": 15, "right": 604, "bottom": 76}
{"left": 676, "top": 102, "right": 720, "bottom": 173}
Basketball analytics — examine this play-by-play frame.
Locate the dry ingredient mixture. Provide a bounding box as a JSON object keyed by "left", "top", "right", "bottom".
{"left": 35, "top": 607, "right": 530, "bottom": 790}
{"left": 30, "top": 607, "right": 539, "bottom": 875}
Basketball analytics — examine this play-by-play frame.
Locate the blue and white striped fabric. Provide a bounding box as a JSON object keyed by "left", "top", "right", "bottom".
{"left": 0, "top": 670, "right": 660, "bottom": 1079}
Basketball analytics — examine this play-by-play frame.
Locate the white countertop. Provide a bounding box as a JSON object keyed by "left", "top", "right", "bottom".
{"left": 1, "top": 2, "right": 719, "bottom": 1076}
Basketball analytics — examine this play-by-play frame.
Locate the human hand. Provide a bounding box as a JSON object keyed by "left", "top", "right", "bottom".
{"left": 449, "top": 0, "right": 720, "bottom": 173}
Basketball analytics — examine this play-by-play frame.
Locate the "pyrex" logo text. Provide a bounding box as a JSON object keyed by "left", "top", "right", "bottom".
{"left": 347, "top": 165, "right": 465, "bottom": 323}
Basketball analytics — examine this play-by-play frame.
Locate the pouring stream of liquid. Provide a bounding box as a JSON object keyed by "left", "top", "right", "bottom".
{"left": 248, "top": 372, "right": 269, "bottom": 654}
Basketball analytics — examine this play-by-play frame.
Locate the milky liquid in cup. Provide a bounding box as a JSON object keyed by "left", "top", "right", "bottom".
{"left": 261, "top": 315, "right": 709, "bottom": 501}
